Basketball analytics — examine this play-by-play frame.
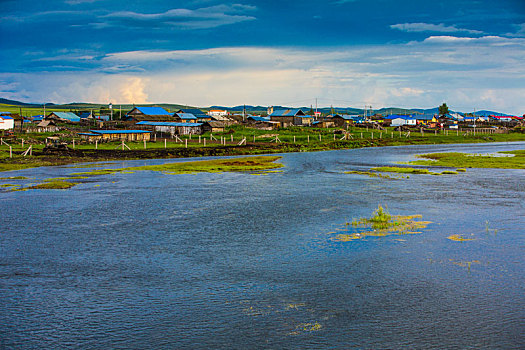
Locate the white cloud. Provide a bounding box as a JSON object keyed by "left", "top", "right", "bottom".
{"left": 102, "top": 4, "right": 256, "bottom": 29}
{"left": 391, "top": 22, "right": 483, "bottom": 35}
{"left": 3, "top": 35, "right": 525, "bottom": 114}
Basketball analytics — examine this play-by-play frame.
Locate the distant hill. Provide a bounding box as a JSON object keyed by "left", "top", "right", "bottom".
{"left": 0, "top": 97, "right": 517, "bottom": 117}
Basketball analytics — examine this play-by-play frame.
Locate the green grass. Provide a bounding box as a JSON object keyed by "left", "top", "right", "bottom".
{"left": 410, "top": 150, "right": 525, "bottom": 169}
{"left": 335, "top": 205, "right": 431, "bottom": 241}
{"left": 71, "top": 155, "right": 283, "bottom": 177}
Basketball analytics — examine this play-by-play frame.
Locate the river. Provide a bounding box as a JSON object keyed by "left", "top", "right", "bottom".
{"left": 1, "top": 142, "right": 524, "bottom": 349}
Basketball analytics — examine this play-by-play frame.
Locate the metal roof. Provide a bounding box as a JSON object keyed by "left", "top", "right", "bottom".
{"left": 270, "top": 109, "right": 305, "bottom": 117}
{"left": 248, "top": 116, "right": 270, "bottom": 121}
{"left": 89, "top": 130, "right": 150, "bottom": 134}
{"left": 175, "top": 113, "right": 197, "bottom": 120}
{"left": 51, "top": 112, "right": 81, "bottom": 122}
{"left": 135, "top": 107, "right": 170, "bottom": 115}
{"left": 179, "top": 108, "right": 206, "bottom": 116}
{"left": 136, "top": 121, "right": 203, "bottom": 127}
{"left": 384, "top": 114, "right": 415, "bottom": 120}
{"left": 0, "top": 115, "right": 13, "bottom": 120}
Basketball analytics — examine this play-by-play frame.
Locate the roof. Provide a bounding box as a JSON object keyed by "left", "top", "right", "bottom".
{"left": 49, "top": 112, "right": 81, "bottom": 122}
{"left": 247, "top": 116, "right": 270, "bottom": 122}
{"left": 269, "top": 109, "right": 305, "bottom": 117}
{"left": 79, "top": 112, "right": 94, "bottom": 118}
{"left": 0, "top": 115, "right": 13, "bottom": 120}
{"left": 334, "top": 114, "right": 362, "bottom": 120}
{"left": 78, "top": 133, "right": 101, "bottom": 136}
{"left": 89, "top": 130, "right": 150, "bottom": 134}
{"left": 134, "top": 107, "right": 170, "bottom": 115}
{"left": 0, "top": 111, "right": 12, "bottom": 115}
{"left": 384, "top": 114, "right": 414, "bottom": 120}
{"left": 136, "top": 121, "right": 203, "bottom": 127}
{"left": 175, "top": 113, "right": 197, "bottom": 120}
{"left": 179, "top": 108, "right": 207, "bottom": 116}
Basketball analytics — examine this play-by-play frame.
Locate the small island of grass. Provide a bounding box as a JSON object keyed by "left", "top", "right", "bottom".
{"left": 71, "top": 155, "right": 283, "bottom": 177}
{"left": 410, "top": 150, "right": 525, "bottom": 169}
{"left": 335, "top": 205, "right": 431, "bottom": 241}
{"left": 447, "top": 234, "right": 475, "bottom": 242}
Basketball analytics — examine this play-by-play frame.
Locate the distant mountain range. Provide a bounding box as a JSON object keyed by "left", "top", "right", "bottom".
{"left": 0, "top": 97, "right": 517, "bottom": 116}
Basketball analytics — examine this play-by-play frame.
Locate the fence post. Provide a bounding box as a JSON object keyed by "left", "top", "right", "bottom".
{"left": 144, "top": 139, "right": 146, "bottom": 149}
{"left": 294, "top": 135, "right": 296, "bottom": 143}
{"left": 204, "top": 138, "right": 206, "bottom": 146}
{"left": 185, "top": 139, "right": 188, "bottom": 148}
{"left": 164, "top": 139, "right": 167, "bottom": 149}
{"left": 307, "top": 135, "right": 310, "bottom": 143}
{"left": 73, "top": 139, "right": 75, "bottom": 149}
{"left": 9, "top": 146, "right": 12, "bottom": 158}
{"left": 95, "top": 140, "right": 98, "bottom": 149}
{"left": 319, "top": 134, "right": 321, "bottom": 141}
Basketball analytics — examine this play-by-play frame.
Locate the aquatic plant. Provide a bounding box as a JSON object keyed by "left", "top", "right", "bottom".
{"left": 411, "top": 150, "right": 525, "bottom": 169}
{"left": 447, "top": 234, "right": 475, "bottom": 242}
{"left": 336, "top": 206, "right": 431, "bottom": 241}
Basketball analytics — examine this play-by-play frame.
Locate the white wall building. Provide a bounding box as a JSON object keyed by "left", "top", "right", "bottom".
{"left": 0, "top": 116, "right": 14, "bottom": 130}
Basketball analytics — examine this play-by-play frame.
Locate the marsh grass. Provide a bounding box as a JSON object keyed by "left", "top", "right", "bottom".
{"left": 71, "top": 156, "right": 283, "bottom": 177}
{"left": 411, "top": 150, "right": 525, "bottom": 169}
{"left": 447, "top": 234, "right": 475, "bottom": 242}
{"left": 336, "top": 205, "right": 431, "bottom": 241}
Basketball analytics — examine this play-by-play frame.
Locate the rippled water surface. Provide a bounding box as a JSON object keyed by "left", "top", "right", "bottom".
{"left": 1, "top": 142, "right": 524, "bottom": 349}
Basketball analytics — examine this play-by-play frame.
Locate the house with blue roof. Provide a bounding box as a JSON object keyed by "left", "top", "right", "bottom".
{"left": 174, "top": 113, "right": 198, "bottom": 123}
{"left": 47, "top": 112, "right": 81, "bottom": 123}
{"left": 78, "top": 129, "right": 151, "bottom": 142}
{"left": 269, "top": 109, "right": 312, "bottom": 127}
{"left": 0, "top": 114, "right": 14, "bottom": 130}
{"left": 126, "top": 106, "right": 175, "bottom": 122}
{"left": 383, "top": 115, "right": 417, "bottom": 127}
{"left": 136, "top": 121, "right": 203, "bottom": 136}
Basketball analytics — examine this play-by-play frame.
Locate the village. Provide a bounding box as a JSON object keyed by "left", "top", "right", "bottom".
{"left": 1, "top": 104, "right": 524, "bottom": 148}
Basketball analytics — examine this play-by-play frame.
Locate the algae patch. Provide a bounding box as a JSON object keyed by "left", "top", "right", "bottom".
{"left": 371, "top": 166, "right": 458, "bottom": 176}
{"left": 447, "top": 234, "right": 475, "bottom": 242}
{"left": 410, "top": 150, "right": 525, "bottom": 169}
{"left": 335, "top": 205, "right": 431, "bottom": 241}
{"left": 71, "top": 156, "right": 283, "bottom": 177}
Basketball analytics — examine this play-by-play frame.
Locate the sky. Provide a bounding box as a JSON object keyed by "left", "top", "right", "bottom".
{"left": 1, "top": 0, "right": 525, "bottom": 114}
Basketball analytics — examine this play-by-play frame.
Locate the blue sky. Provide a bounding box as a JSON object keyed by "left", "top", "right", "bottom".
{"left": 1, "top": 0, "right": 525, "bottom": 113}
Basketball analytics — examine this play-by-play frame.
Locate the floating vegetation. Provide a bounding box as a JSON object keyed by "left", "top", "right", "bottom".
{"left": 335, "top": 205, "right": 431, "bottom": 241}
{"left": 344, "top": 170, "right": 399, "bottom": 179}
{"left": 0, "top": 176, "right": 28, "bottom": 180}
{"left": 23, "top": 180, "right": 78, "bottom": 190}
{"left": 456, "top": 168, "right": 467, "bottom": 172}
{"left": 71, "top": 156, "right": 283, "bottom": 177}
{"left": 410, "top": 150, "right": 525, "bottom": 169}
{"left": 371, "top": 166, "right": 458, "bottom": 176}
{"left": 288, "top": 322, "right": 323, "bottom": 335}
{"left": 447, "top": 234, "right": 475, "bottom": 242}
{"left": 285, "top": 303, "right": 306, "bottom": 310}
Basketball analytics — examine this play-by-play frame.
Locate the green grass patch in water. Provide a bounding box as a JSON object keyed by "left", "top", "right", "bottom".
{"left": 71, "top": 156, "right": 283, "bottom": 177}
{"left": 447, "top": 234, "right": 475, "bottom": 242}
{"left": 410, "top": 150, "right": 525, "bottom": 169}
{"left": 335, "top": 205, "right": 431, "bottom": 241}
{"left": 24, "top": 180, "right": 78, "bottom": 190}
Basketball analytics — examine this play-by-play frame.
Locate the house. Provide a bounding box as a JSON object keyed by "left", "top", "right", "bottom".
{"left": 46, "top": 112, "right": 81, "bottom": 123}
{"left": 79, "top": 112, "right": 95, "bottom": 119}
{"left": 207, "top": 109, "right": 229, "bottom": 117}
{"left": 331, "top": 114, "right": 363, "bottom": 127}
{"left": 247, "top": 116, "right": 270, "bottom": 122}
{"left": 174, "top": 113, "right": 198, "bottom": 123}
{"left": 25, "top": 120, "right": 59, "bottom": 133}
{"left": 136, "top": 121, "right": 203, "bottom": 136}
{"left": 0, "top": 115, "right": 14, "bottom": 130}
{"left": 489, "top": 115, "right": 517, "bottom": 123}
{"left": 384, "top": 115, "right": 417, "bottom": 127}
{"left": 268, "top": 109, "right": 307, "bottom": 127}
{"left": 177, "top": 108, "right": 208, "bottom": 119}
{"left": 126, "top": 107, "right": 175, "bottom": 122}
{"left": 84, "top": 130, "right": 151, "bottom": 141}
{"left": 312, "top": 120, "right": 335, "bottom": 128}
{"left": 202, "top": 121, "right": 227, "bottom": 133}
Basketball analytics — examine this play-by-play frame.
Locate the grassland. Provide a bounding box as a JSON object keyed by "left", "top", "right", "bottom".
{"left": 1, "top": 123, "right": 525, "bottom": 172}
{"left": 410, "top": 150, "right": 525, "bottom": 169}
{"left": 334, "top": 205, "right": 431, "bottom": 241}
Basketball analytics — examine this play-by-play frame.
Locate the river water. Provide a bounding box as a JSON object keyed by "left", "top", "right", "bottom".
{"left": 1, "top": 142, "right": 524, "bottom": 349}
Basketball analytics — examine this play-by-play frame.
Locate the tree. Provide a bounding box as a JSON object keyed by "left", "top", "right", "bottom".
{"left": 438, "top": 103, "right": 449, "bottom": 116}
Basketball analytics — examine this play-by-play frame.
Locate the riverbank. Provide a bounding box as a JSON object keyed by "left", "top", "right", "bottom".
{"left": 1, "top": 128, "right": 525, "bottom": 172}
